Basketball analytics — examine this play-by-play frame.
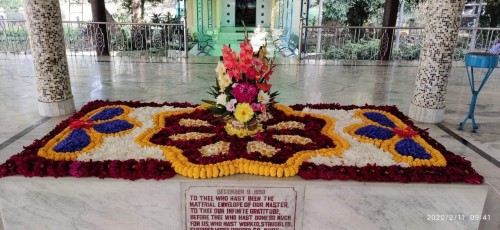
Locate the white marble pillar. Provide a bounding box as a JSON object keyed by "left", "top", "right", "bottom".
{"left": 408, "top": 0, "right": 465, "bottom": 123}
{"left": 23, "top": 0, "right": 75, "bottom": 117}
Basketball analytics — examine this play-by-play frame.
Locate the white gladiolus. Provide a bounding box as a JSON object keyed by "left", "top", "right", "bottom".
{"left": 215, "top": 62, "right": 231, "bottom": 92}
{"left": 257, "top": 90, "right": 270, "bottom": 103}
{"left": 216, "top": 93, "right": 227, "bottom": 105}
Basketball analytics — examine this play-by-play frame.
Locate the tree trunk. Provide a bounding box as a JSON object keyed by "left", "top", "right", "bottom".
{"left": 90, "top": 0, "right": 110, "bottom": 56}
{"left": 379, "top": 0, "right": 399, "bottom": 61}
{"left": 105, "top": 8, "right": 116, "bottom": 23}
{"left": 132, "top": 0, "right": 142, "bottom": 23}
{"left": 87, "top": 0, "right": 115, "bottom": 22}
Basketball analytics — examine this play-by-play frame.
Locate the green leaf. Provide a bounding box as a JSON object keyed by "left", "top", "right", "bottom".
{"left": 201, "top": 100, "right": 216, "bottom": 105}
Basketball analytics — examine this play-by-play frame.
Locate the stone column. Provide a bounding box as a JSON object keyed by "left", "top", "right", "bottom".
{"left": 23, "top": 0, "right": 75, "bottom": 117}
{"left": 408, "top": 0, "right": 465, "bottom": 123}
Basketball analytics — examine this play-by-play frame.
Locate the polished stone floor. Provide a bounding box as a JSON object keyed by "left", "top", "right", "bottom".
{"left": 0, "top": 55, "right": 499, "bottom": 229}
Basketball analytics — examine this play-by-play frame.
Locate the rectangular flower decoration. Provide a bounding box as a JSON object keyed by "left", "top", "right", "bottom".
{"left": 0, "top": 100, "right": 484, "bottom": 184}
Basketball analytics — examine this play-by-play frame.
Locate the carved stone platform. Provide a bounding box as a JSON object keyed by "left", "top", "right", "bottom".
{"left": 0, "top": 175, "right": 488, "bottom": 230}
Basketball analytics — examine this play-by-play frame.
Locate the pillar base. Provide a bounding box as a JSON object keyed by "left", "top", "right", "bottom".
{"left": 38, "top": 97, "right": 75, "bottom": 117}
{"left": 408, "top": 102, "right": 445, "bottom": 124}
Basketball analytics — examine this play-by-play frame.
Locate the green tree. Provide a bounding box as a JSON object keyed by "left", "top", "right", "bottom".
{"left": 322, "top": 0, "right": 423, "bottom": 26}
{"left": 121, "top": 0, "right": 163, "bottom": 23}
{"left": 0, "top": 0, "right": 23, "bottom": 12}
{"left": 480, "top": 0, "right": 500, "bottom": 27}
{"left": 322, "top": 0, "right": 383, "bottom": 26}
{"left": 322, "top": 0, "right": 350, "bottom": 23}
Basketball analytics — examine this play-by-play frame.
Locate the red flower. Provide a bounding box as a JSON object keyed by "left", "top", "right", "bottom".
{"left": 298, "top": 163, "right": 319, "bottom": 179}
{"left": 69, "top": 119, "right": 93, "bottom": 129}
{"left": 256, "top": 83, "right": 272, "bottom": 92}
{"left": 318, "top": 165, "right": 335, "bottom": 180}
{"left": 120, "top": 159, "right": 141, "bottom": 180}
{"left": 243, "top": 67, "right": 260, "bottom": 80}
{"left": 263, "top": 64, "right": 276, "bottom": 81}
{"left": 227, "top": 68, "right": 241, "bottom": 81}
{"left": 222, "top": 46, "right": 238, "bottom": 68}
{"left": 33, "top": 158, "right": 49, "bottom": 177}
{"left": 393, "top": 126, "right": 419, "bottom": 138}
{"left": 16, "top": 155, "right": 37, "bottom": 177}
{"left": 57, "top": 161, "right": 70, "bottom": 176}
{"left": 108, "top": 160, "right": 122, "bottom": 178}
{"left": 69, "top": 161, "right": 90, "bottom": 178}
{"left": 146, "top": 160, "right": 176, "bottom": 180}
{"left": 253, "top": 132, "right": 265, "bottom": 142}
{"left": 0, "top": 159, "right": 17, "bottom": 177}
{"left": 239, "top": 38, "right": 254, "bottom": 64}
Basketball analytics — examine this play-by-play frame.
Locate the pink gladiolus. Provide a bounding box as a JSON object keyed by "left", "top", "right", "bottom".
{"left": 225, "top": 99, "right": 237, "bottom": 112}
{"left": 252, "top": 58, "right": 263, "bottom": 69}
{"left": 227, "top": 68, "right": 241, "bottom": 81}
{"left": 222, "top": 45, "right": 240, "bottom": 79}
{"left": 251, "top": 103, "right": 263, "bottom": 111}
{"left": 244, "top": 68, "right": 259, "bottom": 80}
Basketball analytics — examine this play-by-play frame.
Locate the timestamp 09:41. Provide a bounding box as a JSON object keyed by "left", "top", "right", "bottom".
{"left": 426, "top": 214, "right": 491, "bottom": 221}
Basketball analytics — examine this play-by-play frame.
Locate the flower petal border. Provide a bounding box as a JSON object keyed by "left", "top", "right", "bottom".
{"left": 344, "top": 109, "right": 446, "bottom": 167}
{"left": 0, "top": 100, "right": 484, "bottom": 184}
{"left": 38, "top": 105, "right": 142, "bottom": 161}
{"left": 135, "top": 104, "right": 349, "bottom": 179}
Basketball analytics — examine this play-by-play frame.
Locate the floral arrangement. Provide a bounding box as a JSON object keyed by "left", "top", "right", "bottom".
{"left": 0, "top": 100, "right": 484, "bottom": 184}
{"left": 202, "top": 32, "right": 279, "bottom": 137}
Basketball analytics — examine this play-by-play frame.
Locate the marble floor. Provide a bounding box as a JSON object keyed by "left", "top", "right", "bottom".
{"left": 0, "top": 54, "right": 499, "bottom": 229}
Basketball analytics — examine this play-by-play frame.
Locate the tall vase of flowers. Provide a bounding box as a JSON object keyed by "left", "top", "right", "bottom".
{"left": 202, "top": 32, "right": 279, "bottom": 138}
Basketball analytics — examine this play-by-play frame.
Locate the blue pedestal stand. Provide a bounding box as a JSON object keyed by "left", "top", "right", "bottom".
{"left": 459, "top": 52, "right": 499, "bottom": 132}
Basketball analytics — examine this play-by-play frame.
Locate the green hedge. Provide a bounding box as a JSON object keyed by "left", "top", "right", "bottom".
{"left": 317, "top": 39, "right": 466, "bottom": 61}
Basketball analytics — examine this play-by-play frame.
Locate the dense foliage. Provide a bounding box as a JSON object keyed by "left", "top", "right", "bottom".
{"left": 0, "top": 0, "right": 22, "bottom": 12}
{"left": 480, "top": 0, "right": 500, "bottom": 27}
{"left": 322, "top": 0, "right": 383, "bottom": 26}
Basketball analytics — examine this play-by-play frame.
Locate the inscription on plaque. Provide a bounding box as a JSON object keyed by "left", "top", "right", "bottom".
{"left": 183, "top": 185, "right": 300, "bottom": 230}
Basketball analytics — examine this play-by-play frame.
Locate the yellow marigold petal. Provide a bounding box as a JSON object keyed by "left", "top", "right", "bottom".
{"left": 244, "top": 162, "right": 250, "bottom": 173}
{"left": 181, "top": 167, "right": 189, "bottom": 176}
{"left": 259, "top": 165, "right": 265, "bottom": 175}
{"left": 213, "top": 167, "right": 219, "bottom": 178}
{"left": 277, "top": 167, "right": 284, "bottom": 178}
{"left": 264, "top": 166, "right": 270, "bottom": 176}
{"left": 193, "top": 167, "right": 200, "bottom": 179}
{"left": 252, "top": 165, "right": 259, "bottom": 175}
{"left": 206, "top": 167, "right": 213, "bottom": 178}
{"left": 222, "top": 165, "right": 228, "bottom": 176}
{"left": 284, "top": 168, "right": 291, "bottom": 177}
{"left": 270, "top": 167, "right": 277, "bottom": 177}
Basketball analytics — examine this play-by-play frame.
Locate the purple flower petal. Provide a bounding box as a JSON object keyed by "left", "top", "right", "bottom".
{"left": 395, "top": 138, "right": 432, "bottom": 159}
{"left": 363, "top": 112, "right": 396, "bottom": 128}
{"left": 53, "top": 129, "right": 91, "bottom": 152}
{"left": 89, "top": 107, "right": 124, "bottom": 121}
{"left": 355, "top": 125, "right": 395, "bottom": 140}
{"left": 93, "top": 120, "right": 134, "bottom": 134}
